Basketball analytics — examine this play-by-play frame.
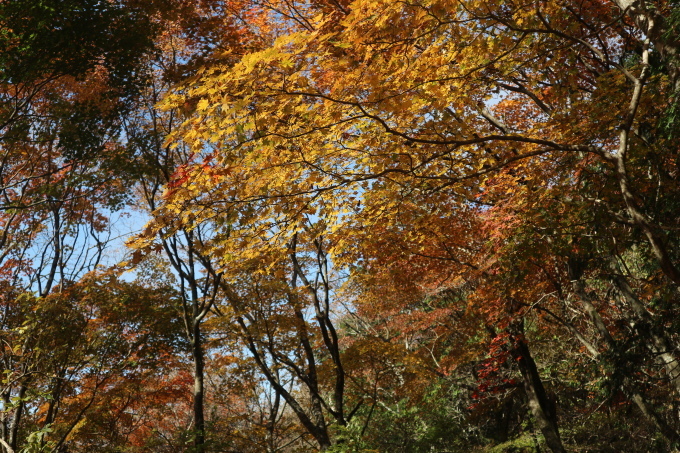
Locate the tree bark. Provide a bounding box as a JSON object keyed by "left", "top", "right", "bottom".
{"left": 8, "top": 384, "right": 26, "bottom": 452}
{"left": 1, "top": 392, "right": 8, "bottom": 453}
{"left": 192, "top": 323, "right": 206, "bottom": 452}
{"left": 509, "top": 326, "right": 566, "bottom": 453}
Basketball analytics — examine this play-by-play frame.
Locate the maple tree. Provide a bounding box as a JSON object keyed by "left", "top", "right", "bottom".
{"left": 209, "top": 227, "right": 361, "bottom": 450}
{"left": 122, "top": 4, "right": 262, "bottom": 449}
{"left": 0, "top": 271, "right": 184, "bottom": 453}
{"left": 146, "top": 0, "right": 680, "bottom": 450}
{"left": 0, "top": 2, "right": 189, "bottom": 452}
{"left": 2, "top": 0, "right": 680, "bottom": 451}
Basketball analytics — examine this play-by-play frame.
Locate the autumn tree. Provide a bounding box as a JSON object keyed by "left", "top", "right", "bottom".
{"left": 0, "top": 1, "right": 192, "bottom": 452}
{"left": 123, "top": 2, "right": 270, "bottom": 450}
{"left": 149, "top": 0, "right": 680, "bottom": 450}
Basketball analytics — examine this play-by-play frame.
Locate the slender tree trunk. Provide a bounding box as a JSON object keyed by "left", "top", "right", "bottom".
{"left": 192, "top": 323, "right": 205, "bottom": 453}
{"left": 613, "top": 153, "right": 680, "bottom": 286}
{"left": 0, "top": 438, "right": 13, "bottom": 453}
{"left": 266, "top": 387, "right": 281, "bottom": 452}
{"left": 612, "top": 274, "right": 680, "bottom": 395}
{"left": 628, "top": 387, "right": 680, "bottom": 447}
{"left": 1, "top": 392, "right": 8, "bottom": 453}
{"left": 8, "top": 384, "right": 26, "bottom": 452}
{"left": 569, "top": 259, "right": 680, "bottom": 444}
{"left": 508, "top": 326, "right": 566, "bottom": 453}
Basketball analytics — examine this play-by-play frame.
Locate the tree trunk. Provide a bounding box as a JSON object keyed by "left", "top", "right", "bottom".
{"left": 627, "top": 387, "right": 680, "bottom": 447}
{"left": 1, "top": 392, "right": 8, "bottom": 453}
{"left": 510, "top": 333, "right": 566, "bottom": 453}
{"left": 612, "top": 274, "right": 680, "bottom": 396}
{"left": 192, "top": 324, "right": 205, "bottom": 452}
{"left": 612, "top": 0, "right": 680, "bottom": 89}
{"left": 569, "top": 259, "right": 680, "bottom": 445}
{"left": 8, "top": 384, "right": 26, "bottom": 452}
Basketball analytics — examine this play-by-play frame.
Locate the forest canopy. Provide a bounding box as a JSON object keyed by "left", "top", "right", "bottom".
{"left": 1, "top": 0, "right": 680, "bottom": 452}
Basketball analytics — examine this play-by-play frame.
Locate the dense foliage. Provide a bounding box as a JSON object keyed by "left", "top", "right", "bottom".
{"left": 1, "top": 0, "right": 680, "bottom": 451}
